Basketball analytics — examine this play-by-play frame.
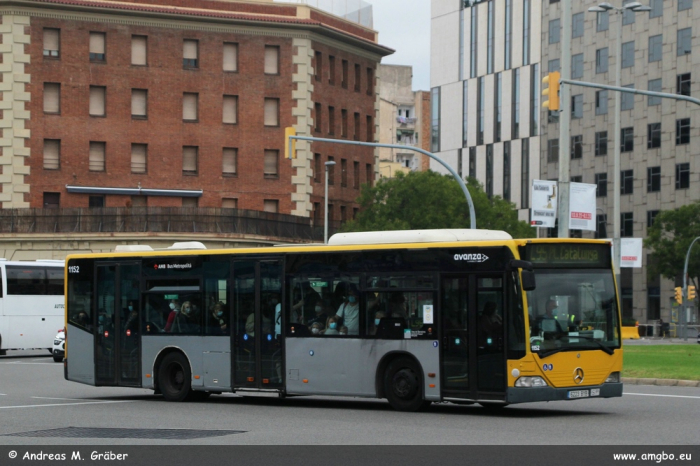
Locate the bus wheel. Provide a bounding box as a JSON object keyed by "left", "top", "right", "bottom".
{"left": 159, "top": 352, "right": 193, "bottom": 402}
{"left": 384, "top": 358, "right": 428, "bottom": 412}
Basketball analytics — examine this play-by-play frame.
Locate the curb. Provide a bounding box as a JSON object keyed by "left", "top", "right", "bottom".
{"left": 621, "top": 377, "right": 700, "bottom": 387}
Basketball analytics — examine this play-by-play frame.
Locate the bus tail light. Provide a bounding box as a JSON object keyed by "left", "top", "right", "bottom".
{"left": 515, "top": 376, "right": 548, "bottom": 388}
{"left": 605, "top": 372, "right": 620, "bottom": 383}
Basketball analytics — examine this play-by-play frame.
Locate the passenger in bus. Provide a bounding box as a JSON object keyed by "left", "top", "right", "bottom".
{"left": 335, "top": 284, "right": 360, "bottom": 335}
{"left": 306, "top": 297, "right": 328, "bottom": 328}
{"left": 310, "top": 321, "right": 325, "bottom": 335}
{"left": 175, "top": 301, "right": 200, "bottom": 333}
{"left": 209, "top": 301, "right": 228, "bottom": 335}
{"left": 387, "top": 292, "right": 407, "bottom": 319}
{"left": 478, "top": 301, "right": 502, "bottom": 347}
{"left": 369, "top": 311, "right": 387, "bottom": 336}
{"left": 324, "top": 315, "right": 341, "bottom": 335}
{"left": 124, "top": 307, "right": 139, "bottom": 336}
{"left": 339, "top": 325, "right": 348, "bottom": 336}
{"left": 97, "top": 309, "right": 111, "bottom": 334}
{"left": 164, "top": 299, "right": 181, "bottom": 333}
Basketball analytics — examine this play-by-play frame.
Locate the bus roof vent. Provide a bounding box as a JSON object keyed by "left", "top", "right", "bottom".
{"left": 328, "top": 229, "right": 513, "bottom": 246}
{"left": 166, "top": 241, "right": 207, "bottom": 250}
{"left": 115, "top": 245, "right": 154, "bottom": 252}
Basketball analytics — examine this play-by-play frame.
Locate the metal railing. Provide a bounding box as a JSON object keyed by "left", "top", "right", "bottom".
{"left": 0, "top": 207, "right": 341, "bottom": 242}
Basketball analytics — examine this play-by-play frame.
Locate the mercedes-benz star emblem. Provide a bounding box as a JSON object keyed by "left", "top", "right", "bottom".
{"left": 574, "top": 368, "right": 584, "bottom": 385}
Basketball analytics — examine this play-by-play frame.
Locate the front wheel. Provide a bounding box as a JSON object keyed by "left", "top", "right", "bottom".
{"left": 53, "top": 354, "right": 63, "bottom": 363}
{"left": 383, "top": 357, "right": 430, "bottom": 412}
{"left": 158, "top": 352, "right": 193, "bottom": 402}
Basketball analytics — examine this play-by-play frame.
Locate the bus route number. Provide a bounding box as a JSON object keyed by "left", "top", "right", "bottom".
{"left": 68, "top": 265, "right": 80, "bottom": 274}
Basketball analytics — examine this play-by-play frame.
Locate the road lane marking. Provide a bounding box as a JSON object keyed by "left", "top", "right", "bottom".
{"left": 0, "top": 400, "right": 138, "bottom": 409}
{"left": 0, "top": 362, "right": 61, "bottom": 365}
{"left": 625, "top": 392, "right": 700, "bottom": 400}
{"left": 31, "top": 397, "right": 86, "bottom": 401}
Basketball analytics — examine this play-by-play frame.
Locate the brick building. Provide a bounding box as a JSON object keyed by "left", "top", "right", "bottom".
{"left": 1, "top": 0, "right": 392, "bottom": 226}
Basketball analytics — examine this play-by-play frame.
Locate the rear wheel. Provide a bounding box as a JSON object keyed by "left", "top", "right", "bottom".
{"left": 383, "top": 357, "right": 430, "bottom": 412}
{"left": 53, "top": 354, "right": 63, "bottom": 363}
{"left": 158, "top": 352, "right": 193, "bottom": 402}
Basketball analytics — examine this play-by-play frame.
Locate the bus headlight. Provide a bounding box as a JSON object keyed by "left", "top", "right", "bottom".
{"left": 604, "top": 372, "right": 620, "bottom": 383}
{"left": 515, "top": 376, "right": 548, "bottom": 387}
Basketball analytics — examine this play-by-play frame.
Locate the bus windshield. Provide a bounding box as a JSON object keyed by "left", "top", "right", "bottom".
{"left": 526, "top": 269, "right": 619, "bottom": 357}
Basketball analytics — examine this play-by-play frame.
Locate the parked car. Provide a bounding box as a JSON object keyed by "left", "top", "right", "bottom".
{"left": 52, "top": 329, "right": 65, "bottom": 362}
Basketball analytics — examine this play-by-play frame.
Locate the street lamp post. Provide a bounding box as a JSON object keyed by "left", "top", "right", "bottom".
{"left": 587, "top": 2, "right": 651, "bottom": 287}
{"left": 324, "top": 160, "right": 336, "bottom": 244}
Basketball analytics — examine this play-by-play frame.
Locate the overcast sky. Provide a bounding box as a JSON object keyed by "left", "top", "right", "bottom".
{"left": 372, "top": 1, "right": 431, "bottom": 91}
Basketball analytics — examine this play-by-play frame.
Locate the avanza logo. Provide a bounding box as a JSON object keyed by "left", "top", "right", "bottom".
{"left": 453, "top": 253, "right": 489, "bottom": 263}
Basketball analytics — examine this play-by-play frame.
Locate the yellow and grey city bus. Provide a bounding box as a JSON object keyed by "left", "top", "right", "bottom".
{"left": 64, "top": 229, "right": 622, "bottom": 411}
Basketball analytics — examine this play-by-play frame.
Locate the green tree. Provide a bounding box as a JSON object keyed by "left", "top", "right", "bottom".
{"left": 341, "top": 171, "right": 535, "bottom": 238}
{"left": 644, "top": 201, "right": 700, "bottom": 285}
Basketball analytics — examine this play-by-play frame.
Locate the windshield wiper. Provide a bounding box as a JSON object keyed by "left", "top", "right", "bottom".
{"left": 537, "top": 335, "right": 615, "bottom": 359}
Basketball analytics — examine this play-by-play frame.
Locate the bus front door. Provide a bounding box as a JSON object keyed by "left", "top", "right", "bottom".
{"left": 440, "top": 274, "right": 506, "bottom": 402}
{"left": 231, "top": 260, "right": 282, "bottom": 389}
{"left": 95, "top": 262, "right": 141, "bottom": 387}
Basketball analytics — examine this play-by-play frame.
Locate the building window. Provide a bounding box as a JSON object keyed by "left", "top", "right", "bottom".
{"left": 366, "top": 67, "right": 374, "bottom": 95}
{"left": 647, "top": 123, "right": 661, "bottom": 149}
{"left": 341, "top": 59, "right": 348, "bottom": 88}
{"left": 549, "top": 19, "right": 560, "bottom": 44}
{"left": 622, "top": 41, "right": 635, "bottom": 68}
{"left": 650, "top": 0, "right": 663, "bottom": 17}
{"left": 131, "top": 89, "right": 147, "bottom": 119}
{"left": 89, "top": 86, "right": 106, "bottom": 117}
{"left": 504, "top": 0, "right": 512, "bottom": 69}
{"left": 328, "top": 106, "right": 335, "bottom": 135}
{"left": 315, "top": 103, "right": 322, "bottom": 132}
{"left": 571, "top": 12, "right": 584, "bottom": 38}
{"left": 570, "top": 175, "right": 582, "bottom": 183}
{"left": 676, "top": 118, "right": 690, "bottom": 145}
{"left": 264, "top": 98, "right": 279, "bottom": 127}
{"left": 487, "top": 0, "right": 495, "bottom": 74}
{"left": 621, "top": 169, "right": 634, "bottom": 195}
{"left": 530, "top": 64, "right": 539, "bottom": 136}
{"left": 43, "top": 192, "right": 60, "bottom": 209}
{"left": 512, "top": 69, "right": 520, "bottom": 139}
{"left": 595, "top": 173, "right": 607, "bottom": 197}
{"left": 314, "top": 51, "right": 322, "bottom": 81}
{"left": 571, "top": 135, "right": 583, "bottom": 159}
{"left": 477, "top": 77, "right": 484, "bottom": 144}
{"left": 621, "top": 127, "right": 634, "bottom": 152}
{"left": 341, "top": 109, "right": 348, "bottom": 137}
{"left": 677, "top": 28, "right": 692, "bottom": 56}
{"left": 366, "top": 115, "right": 373, "bottom": 142}
{"left": 521, "top": 139, "right": 529, "bottom": 208}
{"left": 223, "top": 148, "right": 237, "bottom": 176}
{"left": 522, "top": 0, "right": 530, "bottom": 65}
{"left": 677, "top": 73, "right": 691, "bottom": 96}
{"left": 43, "top": 83, "right": 60, "bottom": 113}
{"left": 463, "top": 80, "right": 469, "bottom": 147}
{"left": 314, "top": 154, "right": 321, "bottom": 183}
{"left": 647, "top": 166, "right": 661, "bottom": 192}
{"left": 263, "top": 200, "right": 279, "bottom": 213}
{"left": 131, "top": 144, "right": 147, "bottom": 174}
{"left": 223, "top": 95, "right": 238, "bottom": 124}
{"left": 89, "top": 141, "right": 106, "bottom": 172}
{"left": 648, "top": 79, "right": 662, "bottom": 106}
{"left": 596, "top": 11, "right": 609, "bottom": 31}
{"left": 676, "top": 163, "right": 690, "bottom": 189}
{"left": 621, "top": 212, "right": 634, "bottom": 237}
{"left": 89, "top": 196, "right": 104, "bottom": 208}
{"left": 649, "top": 35, "right": 662, "bottom": 62}
{"left": 131, "top": 35, "right": 147, "bottom": 66}
{"left": 223, "top": 43, "right": 238, "bottom": 72}
{"left": 341, "top": 159, "right": 348, "bottom": 187}
{"left": 89, "top": 32, "right": 105, "bottom": 61}
{"left": 353, "top": 161, "right": 360, "bottom": 189}
{"left": 494, "top": 73, "right": 502, "bottom": 142}
{"left": 647, "top": 210, "right": 660, "bottom": 229}
{"left": 354, "top": 112, "right": 360, "bottom": 140}
{"left": 43, "top": 139, "right": 60, "bottom": 170}
{"left": 596, "top": 48, "right": 608, "bottom": 74}
{"left": 264, "top": 150, "right": 279, "bottom": 178}
{"left": 485, "top": 144, "right": 493, "bottom": 198}
{"left": 354, "top": 64, "right": 361, "bottom": 92}
{"left": 595, "top": 131, "right": 608, "bottom": 156}
{"left": 622, "top": 0, "right": 637, "bottom": 24}
{"left": 43, "top": 28, "right": 60, "bottom": 58}
{"left": 470, "top": 5, "right": 478, "bottom": 77}
{"left": 366, "top": 163, "right": 373, "bottom": 187}
{"left": 183, "top": 39, "right": 198, "bottom": 68}
{"left": 596, "top": 214, "right": 607, "bottom": 238}
{"left": 547, "top": 138, "right": 559, "bottom": 163}
{"left": 265, "top": 46, "right": 279, "bottom": 75}
{"left": 431, "top": 87, "right": 440, "bottom": 152}
{"left": 182, "top": 197, "right": 198, "bottom": 208}
{"left": 571, "top": 53, "right": 583, "bottom": 79}
{"left": 222, "top": 198, "right": 238, "bottom": 209}
{"left": 679, "top": 0, "right": 692, "bottom": 10}
{"left": 183, "top": 146, "right": 198, "bottom": 175}
{"left": 469, "top": 146, "right": 477, "bottom": 179}
{"left": 571, "top": 95, "right": 583, "bottom": 119}
{"left": 503, "top": 141, "right": 511, "bottom": 201}
{"left": 595, "top": 90, "right": 608, "bottom": 115}
{"left": 621, "top": 84, "right": 634, "bottom": 111}
{"left": 183, "top": 93, "right": 198, "bottom": 121}
{"left": 329, "top": 55, "right": 335, "bottom": 85}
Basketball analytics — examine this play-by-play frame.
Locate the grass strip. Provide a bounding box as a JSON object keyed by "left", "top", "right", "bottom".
{"left": 623, "top": 345, "right": 700, "bottom": 380}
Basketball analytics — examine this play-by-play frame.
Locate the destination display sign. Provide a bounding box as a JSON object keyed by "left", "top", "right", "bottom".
{"left": 521, "top": 243, "right": 610, "bottom": 268}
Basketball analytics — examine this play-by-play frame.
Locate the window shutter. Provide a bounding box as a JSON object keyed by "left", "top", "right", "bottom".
{"left": 44, "top": 29, "right": 59, "bottom": 53}
{"left": 222, "top": 198, "right": 237, "bottom": 209}
{"left": 89, "top": 142, "right": 105, "bottom": 171}
{"left": 131, "top": 36, "right": 147, "bottom": 65}
{"left": 264, "top": 150, "right": 278, "bottom": 175}
{"left": 43, "top": 139, "right": 60, "bottom": 169}
{"left": 223, "top": 43, "right": 238, "bottom": 71}
{"left": 183, "top": 40, "right": 197, "bottom": 59}
{"left": 183, "top": 93, "right": 198, "bottom": 120}
{"left": 132, "top": 89, "right": 147, "bottom": 117}
{"left": 89, "top": 87, "right": 105, "bottom": 116}
{"left": 44, "top": 83, "right": 60, "bottom": 113}
{"left": 264, "top": 46, "right": 279, "bottom": 74}
{"left": 263, "top": 200, "right": 278, "bottom": 213}
{"left": 223, "top": 148, "right": 237, "bottom": 175}
{"left": 131, "top": 144, "right": 147, "bottom": 173}
{"left": 223, "top": 95, "right": 237, "bottom": 124}
{"left": 89, "top": 32, "right": 105, "bottom": 53}
{"left": 264, "top": 98, "right": 278, "bottom": 126}
{"left": 183, "top": 146, "right": 197, "bottom": 173}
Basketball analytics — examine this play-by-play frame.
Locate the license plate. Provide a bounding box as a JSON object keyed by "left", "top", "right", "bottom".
{"left": 567, "top": 390, "right": 589, "bottom": 399}
{"left": 591, "top": 388, "right": 600, "bottom": 396}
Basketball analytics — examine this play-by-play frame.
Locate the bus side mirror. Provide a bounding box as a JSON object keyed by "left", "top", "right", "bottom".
{"left": 521, "top": 270, "right": 536, "bottom": 291}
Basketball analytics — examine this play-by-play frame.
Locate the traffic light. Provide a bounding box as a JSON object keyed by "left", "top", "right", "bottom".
{"left": 541, "top": 71, "right": 561, "bottom": 111}
{"left": 284, "top": 127, "right": 296, "bottom": 159}
{"left": 674, "top": 287, "right": 683, "bottom": 305}
{"left": 689, "top": 285, "right": 696, "bottom": 300}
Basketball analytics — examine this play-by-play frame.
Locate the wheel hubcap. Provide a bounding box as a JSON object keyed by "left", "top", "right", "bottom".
{"left": 393, "top": 369, "right": 416, "bottom": 399}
